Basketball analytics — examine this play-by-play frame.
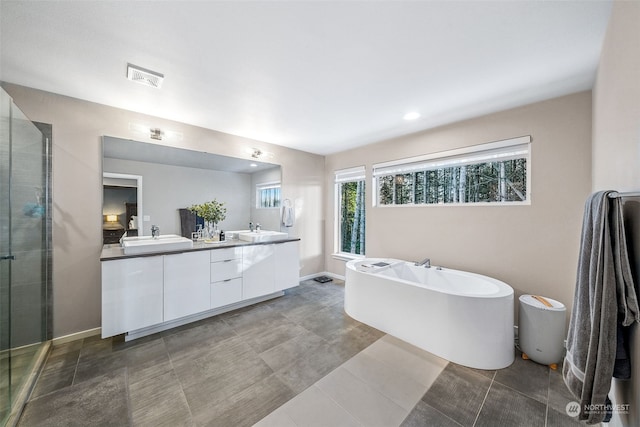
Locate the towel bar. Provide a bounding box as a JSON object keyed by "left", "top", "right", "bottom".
{"left": 608, "top": 191, "right": 640, "bottom": 199}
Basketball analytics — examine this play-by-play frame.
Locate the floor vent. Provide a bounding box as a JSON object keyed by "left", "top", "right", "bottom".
{"left": 313, "top": 276, "right": 333, "bottom": 283}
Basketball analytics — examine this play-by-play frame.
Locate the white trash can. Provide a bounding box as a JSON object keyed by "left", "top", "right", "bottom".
{"left": 518, "top": 295, "right": 566, "bottom": 369}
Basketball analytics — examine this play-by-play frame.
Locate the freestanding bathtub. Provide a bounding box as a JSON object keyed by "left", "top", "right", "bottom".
{"left": 345, "top": 258, "right": 514, "bottom": 369}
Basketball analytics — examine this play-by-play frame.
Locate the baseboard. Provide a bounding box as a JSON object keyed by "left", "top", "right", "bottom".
{"left": 52, "top": 327, "right": 101, "bottom": 346}
{"left": 300, "top": 271, "right": 346, "bottom": 282}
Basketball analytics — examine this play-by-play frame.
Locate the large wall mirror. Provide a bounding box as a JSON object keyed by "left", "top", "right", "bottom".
{"left": 101, "top": 136, "right": 282, "bottom": 244}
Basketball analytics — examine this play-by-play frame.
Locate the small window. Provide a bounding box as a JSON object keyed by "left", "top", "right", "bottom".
{"left": 335, "top": 166, "right": 366, "bottom": 257}
{"left": 256, "top": 182, "right": 281, "bottom": 209}
{"left": 373, "top": 136, "right": 531, "bottom": 206}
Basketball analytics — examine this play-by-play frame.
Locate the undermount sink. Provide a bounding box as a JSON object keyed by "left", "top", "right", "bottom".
{"left": 121, "top": 234, "right": 193, "bottom": 255}
{"left": 237, "top": 230, "right": 288, "bottom": 243}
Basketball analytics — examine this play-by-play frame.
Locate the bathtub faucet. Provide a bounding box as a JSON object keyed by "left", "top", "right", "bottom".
{"left": 415, "top": 258, "right": 431, "bottom": 268}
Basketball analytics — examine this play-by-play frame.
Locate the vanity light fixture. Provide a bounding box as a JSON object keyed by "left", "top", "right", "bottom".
{"left": 403, "top": 112, "right": 421, "bottom": 121}
{"left": 129, "top": 123, "right": 182, "bottom": 141}
{"left": 150, "top": 128, "right": 163, "bottom": 140}
{"left": 246, "top": 147, "right": 274, "bottom": 160}
{"left": 127, "top": 63, "right": 164, "bottom": 89}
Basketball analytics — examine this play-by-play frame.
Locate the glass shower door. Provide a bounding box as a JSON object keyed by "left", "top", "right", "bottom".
{"left": 0, "top": 84, "right": 12, "bottom": 424}
{"left": 0, "top": 88, "right": 50, "bottom": 425}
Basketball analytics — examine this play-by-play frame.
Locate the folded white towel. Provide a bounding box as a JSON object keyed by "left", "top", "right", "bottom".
{"left": 282, "top": 205, "right": 294, "bottom": 227}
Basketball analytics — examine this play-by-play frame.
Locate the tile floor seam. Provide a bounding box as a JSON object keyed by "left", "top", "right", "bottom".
{"left": 278, "top": 408, "right": 301, "bottom": 427}
{"left": 358, "top": 344, "right": 446, "bottom": 390}
{"left": 163, "top": 336, "right": 196, "bottom": 426}
{"left": 472, "top": 375, "right": 493, "bottom": 427}
{"left": 340, "top": 353, "right": 427, "bottom": 412}
{"left": 544, "top": 366, "right": 552, "bottom": 427}
{"left": 69, "top": 339, "right": 83, "bottom": 387}
{"left": 318, "top": 365, "right": 409, "bottom": 426}
{"left": 312, "top": 382, "right": 365, "bottom": 427}
{"left": 123, "top": 366, "right": 134, "bottom": 427}
{"left": 418, "top": 401, "right": 466, "bottom": 427}
{"left": 161, "top": 337, "right": 195, "bottom": 425}
{"left": 491, "top": 377, "right": 550, "bottom": 406}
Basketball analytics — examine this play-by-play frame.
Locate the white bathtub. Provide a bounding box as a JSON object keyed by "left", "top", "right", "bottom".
{"left": 345, "top": 259, "right": 514, "bottom": 369}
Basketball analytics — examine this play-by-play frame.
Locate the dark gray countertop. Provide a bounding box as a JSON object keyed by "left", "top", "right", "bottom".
{"left": 100, "top": 237, "right": 301, "bottom": 261}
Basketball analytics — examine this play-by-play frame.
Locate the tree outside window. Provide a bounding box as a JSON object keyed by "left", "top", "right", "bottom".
{"left": 374, "top": 137, "right": 530, "bottom": 206}
{"left": 335, "top": 167, "right": 366, "bottom": 256}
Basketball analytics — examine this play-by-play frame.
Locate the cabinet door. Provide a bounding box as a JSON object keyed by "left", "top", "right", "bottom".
{"left": 274, "top": 241, "right": 300, "bottom": 291}
{"left": 211, "top": 278, "right": 243, "bottom": 309}
{"left": 164, "top": 251, "right": 210, "bottom": 321}
{"left": 102, "top": 256, "right": 164, "bottom": 338}
{"left": 242, "top": 244, "right": 275, "bottom": 299}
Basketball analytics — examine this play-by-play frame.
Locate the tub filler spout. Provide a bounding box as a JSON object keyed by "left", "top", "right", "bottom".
{"left": 415, "top": 257, "right": 431, "bottom": 268}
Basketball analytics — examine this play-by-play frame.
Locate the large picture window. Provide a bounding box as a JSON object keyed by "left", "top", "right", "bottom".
{"left": 373, "top": 136, "right": 531, "bottom": 206}
{"left": 335, "top": 166, "right": 366, "bottom": 257}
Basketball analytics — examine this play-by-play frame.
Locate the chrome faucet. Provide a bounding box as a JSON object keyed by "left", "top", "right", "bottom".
{"left": 151, "top": 225, "right": 160, "bottom": 239}
{"left": 415, "top": 258, "right": 431, "bottom": 268}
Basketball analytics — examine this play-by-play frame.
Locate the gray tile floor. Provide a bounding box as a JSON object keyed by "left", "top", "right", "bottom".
{"left": 17, "top": 279, "right": 583, "bottom": 427}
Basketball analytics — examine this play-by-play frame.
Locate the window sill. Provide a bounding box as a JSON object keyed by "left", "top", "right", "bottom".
{"left": 332, "top": 252, "right": 365, "bottom": 262}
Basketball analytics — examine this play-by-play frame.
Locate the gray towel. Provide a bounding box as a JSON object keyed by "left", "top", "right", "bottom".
{"left": 563, "top": 191, "right": 640, "bottom": 424}
{"left": 179, "top": 208, "right": 196, "bottom": 239}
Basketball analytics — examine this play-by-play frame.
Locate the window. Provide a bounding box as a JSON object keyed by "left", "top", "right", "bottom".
{"left": 335, "top": 166, "right": 366, "bottom": 257}
{"left": 373, "top": 136, "right": 531, "bottom": 206}
{"left": 256, "top": 182, "right": 281, "bottom": 209}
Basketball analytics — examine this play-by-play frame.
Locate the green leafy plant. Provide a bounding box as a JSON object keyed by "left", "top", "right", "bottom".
{"left": 188, "top": 199, "right": 227, "bottom": 225}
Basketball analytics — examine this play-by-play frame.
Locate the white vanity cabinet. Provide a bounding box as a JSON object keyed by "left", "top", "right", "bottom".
{"left": 274, "top": 241, "right": 300, "bottom": 292}
{"left": 242, "top": 244, "right": 276, "bottom": 299}
{"left": 210, "top": 247, "right": 243, "bottom": 309}
{"left": 101, "top": 239, "right": 300, "bottom": 340}
{"left": 243, "top": 241, "right": 300, "bottom": 298}
{"left": 164, "top": 251, "right": 210, "bottom": 321}
{"left": 102, "top": 256, "right": 164, "bottom": 337}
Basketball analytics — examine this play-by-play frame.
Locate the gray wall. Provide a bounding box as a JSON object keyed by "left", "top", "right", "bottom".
{"left": 591, "top": 2, "right": 640, "bottom": 426}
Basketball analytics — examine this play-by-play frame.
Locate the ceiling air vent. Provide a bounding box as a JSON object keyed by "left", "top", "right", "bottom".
{"left": 127, "top": 64, "right": 164, "bottom": 89}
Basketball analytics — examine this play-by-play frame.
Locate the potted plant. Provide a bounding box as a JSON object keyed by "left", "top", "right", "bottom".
{"left": 188, "top": 199, "right": 227, "bottom": 240}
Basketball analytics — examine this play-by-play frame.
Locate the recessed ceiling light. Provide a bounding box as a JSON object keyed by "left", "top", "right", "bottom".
{"left": 403, "top": 112, "right": 420, "bottom": 121}
{"left": 127, "top": 63, "right": 164, "bottom": 89}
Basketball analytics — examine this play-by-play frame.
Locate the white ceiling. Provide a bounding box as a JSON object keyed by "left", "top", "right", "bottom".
{"left": 0, "top": 1, "right": 612, "bottom": 155}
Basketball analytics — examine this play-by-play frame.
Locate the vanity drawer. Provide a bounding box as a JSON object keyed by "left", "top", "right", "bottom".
{"left": 211, "top": 278, "right": 242, "bottom": 309}
{"left": 210, "top": 247, "right": 242, "bottom": 263}
{"left": 211, "top": 258, "right": 243, "bottom": 283}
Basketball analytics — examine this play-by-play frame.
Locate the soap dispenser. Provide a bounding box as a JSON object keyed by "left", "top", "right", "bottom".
{"left": 219, "top": 230, "right": 225, "bottom": 241}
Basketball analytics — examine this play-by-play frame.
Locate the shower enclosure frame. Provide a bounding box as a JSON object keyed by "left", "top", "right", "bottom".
{"left": 1, "top": 87, "right": 52, "bottom": 427}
